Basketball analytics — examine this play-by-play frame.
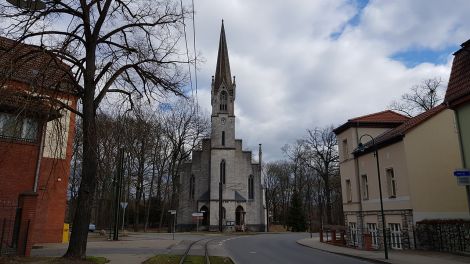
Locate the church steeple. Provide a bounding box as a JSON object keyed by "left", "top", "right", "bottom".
{"left": 214, "top": 20, "right": 232, "bottom": 92}
{"left": 211, "top": 20, "right": 236, "bottom": 117}
{"left": 211, "top": 21, "right": 236, "bottom": 149}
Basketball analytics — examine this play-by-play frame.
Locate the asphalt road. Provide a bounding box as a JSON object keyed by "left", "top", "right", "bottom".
{"left": 222, "top": 233, "right": 371, "bottom": 264}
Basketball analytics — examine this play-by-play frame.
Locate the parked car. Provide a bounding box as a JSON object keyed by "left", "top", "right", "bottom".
{"left": 89, "top": 223, "right": 96, "bottom": 232}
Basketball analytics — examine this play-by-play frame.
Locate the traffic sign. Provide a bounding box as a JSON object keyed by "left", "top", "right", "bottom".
{"left": 120, "top": 202, "right": 128, "bottom": 209}
{"left": 454, "top": 169, "right": 470, "bottom": 177}
{"left": 168, "top": 210, "right": 177, "bottom": 215}
{"left": 192, "top": 212, "right": 204, "bottom": 217}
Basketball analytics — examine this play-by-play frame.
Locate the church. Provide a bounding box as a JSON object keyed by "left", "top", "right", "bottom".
{"left": 177, "top": 22, "right": 266, "bottom": 232}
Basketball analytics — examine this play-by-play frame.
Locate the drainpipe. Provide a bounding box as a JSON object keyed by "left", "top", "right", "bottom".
{"left": 354, "top": 124, "right": 364, "bottom": 247}
{"left": 453, "top": 110, "right": 470, "bottom": 214}
{"left": 33, "top": 121, "right": 47, "bottom": 192}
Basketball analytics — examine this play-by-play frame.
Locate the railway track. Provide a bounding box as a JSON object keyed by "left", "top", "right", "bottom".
{"left": 179, "top": 237, "right": 218, "bottom": 264}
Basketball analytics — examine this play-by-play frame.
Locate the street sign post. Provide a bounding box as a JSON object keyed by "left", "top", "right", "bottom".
{"left": 120, "top": 202, "right": 128, "bottom": 231}
{"left": 168, "top": 210, "right": 177, "bottom": 239}
{"left": 192, "top": 212, "right": 204, "bottom": 232}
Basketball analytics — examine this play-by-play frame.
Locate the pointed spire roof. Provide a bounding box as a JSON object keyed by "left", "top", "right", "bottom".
{"left": 214, "top": 20, "right": 232, "bottom": 92}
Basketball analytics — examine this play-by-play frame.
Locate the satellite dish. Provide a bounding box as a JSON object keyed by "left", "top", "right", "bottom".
{"left": 6, "top": 0, "right": 46, "bottom": 11}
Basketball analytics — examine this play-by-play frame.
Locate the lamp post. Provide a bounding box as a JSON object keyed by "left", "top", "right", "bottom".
{"left": 358, "top": 134, "right": 388, "bottom": 259}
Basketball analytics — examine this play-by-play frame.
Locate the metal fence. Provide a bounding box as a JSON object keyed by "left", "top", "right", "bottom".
{"left": 414, "top": 220, "right": 470, "bottom": 253}
{"left": 0, "top": 200, "right": 29, "bottom": 256}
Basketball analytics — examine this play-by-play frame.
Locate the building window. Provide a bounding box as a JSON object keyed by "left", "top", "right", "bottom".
{"left": 349, "top": 222, "right": 358, "bottom": 246}
{"left": 386, "top": 168, "right": 397, "bottom": 198}
{"left": 248, "top": 175, "right": 254, "bottom": 199}
{"left": 342, "top": 139, "right": 349, "bottom": 161}
{"left": 389, "top": 223, "right": 402, "bottom": 249}
{"left": 0, "top": 113, "right": 39, "bottom": 142}
{"left": 345, "top": 179, "right": 352, "bottom": 202}
{"left": 189, "top": 174, "right": 195, "bottom": 200}
{"left": 220, "top": 91, "right": 227, "bottom": 111}
{"left": 220, "top": 160, "right": 226, "bottom": 184}
{"left": 367, "top": 223, "right": 379, "bottom": 248}
{"left": 361, "top": 174, "right": 369, "bottom": 200}
{"left": 222, "top": 131, "right": 225, "bottom": 146}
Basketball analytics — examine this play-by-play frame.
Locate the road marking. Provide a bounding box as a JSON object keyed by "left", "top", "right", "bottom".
{"left": 249, "top": 251, "right": 256, "bottom": 254}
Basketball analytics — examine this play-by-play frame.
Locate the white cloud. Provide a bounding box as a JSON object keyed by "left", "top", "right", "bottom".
{"left": 190, "top": 0, "right": 470, "bottom": 161}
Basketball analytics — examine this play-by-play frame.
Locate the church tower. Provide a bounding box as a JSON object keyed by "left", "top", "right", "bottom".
{"left": 177, "top": 21, "right": 266, "bottom": 232}
{"left": 211, "top": 21, "right": 236, "bottom": 149}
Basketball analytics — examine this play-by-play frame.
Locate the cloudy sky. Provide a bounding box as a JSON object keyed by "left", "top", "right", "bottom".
{"left": 183, "top": 0, "right": 470, "bottom": 161}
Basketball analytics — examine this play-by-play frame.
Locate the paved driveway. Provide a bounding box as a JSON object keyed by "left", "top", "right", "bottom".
{"left": 221, "top": 233, "right": 370, "bottom": 264}
{"left": 32, "top": 232, "right": 370, "bottom": 264}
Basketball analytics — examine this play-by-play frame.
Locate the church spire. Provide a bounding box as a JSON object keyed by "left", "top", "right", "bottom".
{"left": 214, "top": 20, "right": 232, "bottom": 92}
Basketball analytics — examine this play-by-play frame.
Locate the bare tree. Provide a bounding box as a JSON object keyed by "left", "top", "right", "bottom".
{"left": 0, "top": 0, "right": 190, "bottom": 258}
{"left": 303, "top": 126, "right": 339, "bottom": 225}
{"left": 389, "top": 78, "right": 444, "bottom": 117}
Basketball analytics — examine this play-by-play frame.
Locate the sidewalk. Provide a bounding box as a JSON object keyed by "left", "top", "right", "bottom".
{"left": 297, "top": 237, "right": 470, "bottom": 264}
{"left": 32, "top": 233, "right": 181, "bottom": 264}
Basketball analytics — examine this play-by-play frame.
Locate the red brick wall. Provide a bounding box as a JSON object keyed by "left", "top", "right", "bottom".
{"left": 1, "top": 80, "right": 77, "bottom": 244}
{"left": 0, "top": 141, "right": 39, "bottom": 210}
{"left": 32, "top": 96, "right": 77, "bottom": 243}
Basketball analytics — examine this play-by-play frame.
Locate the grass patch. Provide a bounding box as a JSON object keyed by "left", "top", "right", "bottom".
{"left": 85, "top": 256, "right": 109, "bottom": 264}
{"left": 0, "top": 256, "right": 109, "bottom": 264}
{"left": 142, "top": 254, "right": 181, "bottom": 264}
{"left": 209, "top": 256, "right": 234, "bottom": 264}
{"left": 143, "top": 255, "right": 233, "bottom": 264}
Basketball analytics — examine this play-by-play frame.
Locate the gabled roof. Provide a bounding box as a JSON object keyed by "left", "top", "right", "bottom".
{"left": 0, "top": 36, "right": 75, "bottom": 94}
{"left": 354, "top": 104, "right": 447, "bottom": 156}
{"left": 333, "top": 110, "right": 409, "bottom": 134}
{"left": 213, "top": 21, "right": 233, "bottom": 94}
{"left": 445, "top": 39, "right": 470, "bottom": 107}
{"left": 349, "top": 110, "right": 409, "bottom": 123}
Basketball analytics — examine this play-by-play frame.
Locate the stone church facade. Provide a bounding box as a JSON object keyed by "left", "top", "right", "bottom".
{"left": 177, "top": 22, "right": 266, "bottom": 232}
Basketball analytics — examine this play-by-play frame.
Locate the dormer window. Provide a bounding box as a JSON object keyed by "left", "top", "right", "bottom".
{"left": 220, "top": 91, "right": 227, "bottom": 111}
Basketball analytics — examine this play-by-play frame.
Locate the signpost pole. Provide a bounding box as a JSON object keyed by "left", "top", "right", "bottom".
{"left": 173, "top": 214, "right": 176, "bottom": 240}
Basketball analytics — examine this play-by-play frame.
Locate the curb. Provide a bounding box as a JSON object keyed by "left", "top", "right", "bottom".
{"left": 296, "top": 240, "right": 390, "bottom": 264}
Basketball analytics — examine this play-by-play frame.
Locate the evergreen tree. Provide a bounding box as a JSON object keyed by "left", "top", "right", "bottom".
{"left": 288, "top": 190, "right": 306, "bottom": 232}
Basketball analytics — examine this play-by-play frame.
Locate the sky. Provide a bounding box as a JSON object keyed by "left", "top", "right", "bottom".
{"left": 182, "top": 0, "right": 470, "bottom": 162}
{"left": 180, "top": 0, "right": 470, "bottom": 162}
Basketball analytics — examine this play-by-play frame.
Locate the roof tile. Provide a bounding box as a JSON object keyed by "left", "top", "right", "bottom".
{"left": 445, "top": 40, "right": 470, "bottom": 106}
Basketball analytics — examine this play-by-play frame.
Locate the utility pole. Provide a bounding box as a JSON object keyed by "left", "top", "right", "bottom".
{"left": 113, "top": 148, "right": 125, "bottom": 241}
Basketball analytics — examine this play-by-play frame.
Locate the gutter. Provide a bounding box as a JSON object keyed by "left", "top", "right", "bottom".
{"left": 33, "top": 121, "right": 46, "bottom": 192}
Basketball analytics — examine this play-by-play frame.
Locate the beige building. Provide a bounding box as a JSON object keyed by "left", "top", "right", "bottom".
{"left": 334, "top": 107, "right": 469, "bottom": 249}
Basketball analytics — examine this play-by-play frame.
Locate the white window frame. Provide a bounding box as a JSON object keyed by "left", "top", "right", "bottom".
{"left": 386, "top": 168, "right": 397, "bottom": 198}
{"left": 389, "top": 223, "right": 402, "bottom": 249}
{"left": 345, "top": 179, "right": 352, "bottom": 202}
{"left": 349, "top": 222, "right": 358, "bottom": 246}
{"left": 342, "top": 138, "right": 349, "bottom": 161}
{"left": 361, "top": 174, "right": 369, "bottom": 200}
{"left": 367, "top": 223, "right": 379, "bottom": 248}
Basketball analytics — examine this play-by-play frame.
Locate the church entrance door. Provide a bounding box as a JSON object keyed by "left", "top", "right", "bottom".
{"left": 200, "top": 206, "right": 209, "bottom": 226}
{"left": 235, "top": 205, "right": 245, "bottom": 227}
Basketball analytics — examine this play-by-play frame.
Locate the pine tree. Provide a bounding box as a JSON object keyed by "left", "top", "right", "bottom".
{"left": 288, "top": 190, "right": 306, "bottom": 232}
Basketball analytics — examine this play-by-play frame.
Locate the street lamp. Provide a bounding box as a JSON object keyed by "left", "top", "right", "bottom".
{"left": 358, "top": 134, "right": 388, "bottom": 259}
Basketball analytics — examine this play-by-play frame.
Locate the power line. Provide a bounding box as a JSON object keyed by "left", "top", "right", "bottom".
{"left": 191, "top": 0, "right": 198, "bottom": 109}
{"left": 180, "top": 0, "right": 193, "bottom": 97}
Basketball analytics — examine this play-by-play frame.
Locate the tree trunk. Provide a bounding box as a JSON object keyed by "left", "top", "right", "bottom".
{"left": 64, "top": 67, "right": 97, "bottom": 258}
{"left": 324, "top": 171, "right": 332, "bottom": 225}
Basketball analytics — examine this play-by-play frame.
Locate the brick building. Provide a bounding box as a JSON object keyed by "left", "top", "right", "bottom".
{"left": 0, "top": 36, "right": 78, "bottom": 255}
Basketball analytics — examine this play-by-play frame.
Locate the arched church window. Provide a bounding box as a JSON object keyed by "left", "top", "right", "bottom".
{"left": 222, "top": 131, "right": 225, "bottom": 146}
{"left": 248, "top": 175, "right": 254, "bottom": 199}
{"left": 220, "top": 91, "right": 227, "bottom": 111}
{"left": 190, "top": 174, "right": 195, "bottom": 200}
{"left": 220, "top": 160, "right": 226, "bottom": 184}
